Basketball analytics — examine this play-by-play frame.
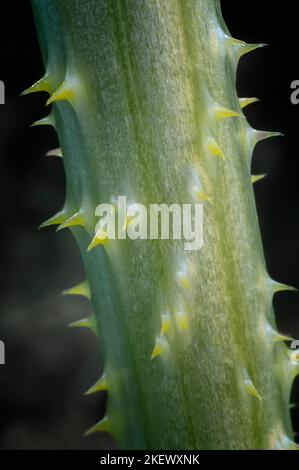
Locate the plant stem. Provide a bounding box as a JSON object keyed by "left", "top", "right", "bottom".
{"left": 30, "top": 0, "right": 298, "bottom": 449}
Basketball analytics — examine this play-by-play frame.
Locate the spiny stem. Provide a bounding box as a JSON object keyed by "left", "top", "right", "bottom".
{"left": 26, "top": 0, "right": 298, "bottom": 449}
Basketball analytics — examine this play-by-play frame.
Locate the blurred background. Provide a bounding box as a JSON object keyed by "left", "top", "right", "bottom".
{"left": 0, "top": 0, "right": 298, "bottom": 449}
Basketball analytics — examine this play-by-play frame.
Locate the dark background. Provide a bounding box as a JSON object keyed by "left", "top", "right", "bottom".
{"left": 0, "top": 0, "right": 298, "bottom": 450}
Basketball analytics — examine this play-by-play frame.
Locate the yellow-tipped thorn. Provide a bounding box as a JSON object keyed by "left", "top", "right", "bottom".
{"left": 63, "top": 280, "right": 91, "bottom": 299}
{"left": 274, "top": 332, "right": 294, "bottom": 343}
{"left": 151, "top": 342, "right": 162, "bottom": 360}
{"left": 38, "top": 211, "right": 67, "bottom": 229}
{"left": 195, "top": 190, "right": 211, "bottom": 203}
{"left": 87, "top": 234, "right": 107, "bottom": 253}
{"left": 272, "top": 280, "right": 297, "bottom": 294}
{"left": 266, "top": 324, "right": 293, "bottom": 342}
{"left": 46, "top": 80, "right": 75, "bottom": 106}
{"left": 160, "top": 312, "right": 172, "bottom": 336}
{"left": 214, "top": 106, "right": 243, "bottom": 121}
{"left": 239, "top": 42, "right": 268, "bottom": 57}
{"left": 46, "top": 147, "right": 62, "bottom": 158}
{"left": 20, "top": 76, "right": 52, "bottom": 96}
{"left": 56, "top": 212, "right": 85, "bottom": 231}
{"left": 252, "top": 173, "right": 267, "bottom": 184}
{"left": 151, "top": 336, "right": 168, "bottom": 360}
{"left": 239, "top": 97, "right": 260, "bottom": 109}
{"left": 176, "top": 272, "right": 190, "bottom": 289}
{"left": 243, "top": 375, "right": 262, "bottom": 401}
{"left": 242, "top": 369, "right": 262, "bottom": 401}
{"left": 175, "top": 311, "right": 189, "bottom": 332}
{"left": 84, "top": 416, "right": 111, "bottom": 436}
{"left": 31, "top": 114, "right": 56, "bottom": 128}
{"left": 207, "top": 137, "right": 225, "bottom": 159}
{"left": 68, "top": 316, "right": 96, "bottom": 333}
{"left": 227, "top": 38, "right": 268, "bottom": 58}
{"left": 84, "top": 374, "right": 108, "bottom": 395}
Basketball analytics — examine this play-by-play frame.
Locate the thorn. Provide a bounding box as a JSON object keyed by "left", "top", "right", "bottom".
{"left": 20, "top": 76, "right": 52, "bottom": 96}
{"left": 192, "top": 180, "right": 211, "bottom": 203}
{"left": 266, "top": 324, "right": 293, "bottom": 342}
{"left": 271, "top": 280, "right": 297, "bottom": 294}
{"left": 38, "top": 211, "right": 68, "bottom": 229}
{"left": 84, "top": 416, "right": 111, "bottom": 436}
{"left": 274, "top": 332, "right": 294, "bottom": 343}
{"left": 175, "top": 311, "right": 189, "bottom": 332}
{"left": 239, "top": 42, "right": 268, "bottom": 58}
{"left": 151, "top": 336, "right": 168, "bottom": 360}
{"left": 242, "top": 369, "right": 262, "bottom": 401}
{"left": 254, "top": 130, "right": 284, "bottom": 144}
{"left": 207, "top": 137, "right": 225, "bottom": 159}
{"left": 252, "top": 174, "right": 267, "bottom": 184}
{"left": 46, "top": 147, "right": 62, "bottom": 158}
{"left": 194, "top": 190, "right": 211, "bottom": 203}
{"left": 57, "top": 212, "right": 85, "bottom": 231}
{"left": 239, "top": 97, "right": 260, "bottom": 109}
{"left": 84, "top": 373, "right": 108, "bottom": 395}
{"left": 248, "top": 129, "right": 284, "bottom": 149}
{"left": 176, "top": 272, "right": 190, "bottom": 289}
{"left": 63, "top": 280, "right": 91, "bottom": 299}
{"left": 87, "top": 234, "right": 107, "bottom": 252}
{"left": 31, "top": 114, "right": 56, "bottom": 128}
{"left": 68, "top": 316, "right": 97, "bottom": 333}
{"left": 214, "top": 106, "right": 243, "bottom": 121}
{"left": 227, "top": 38, "right": 268, "bottom": 58}
{"left": 46, "top": 79, "right": 76, "bottom": 106}
{"left": 160, "top": 312, "right": 172, "bottom": 336}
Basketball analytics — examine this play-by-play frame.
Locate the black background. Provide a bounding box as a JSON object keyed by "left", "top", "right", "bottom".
{"left": 0, "top": 0, "right": 298, "bottom": 450}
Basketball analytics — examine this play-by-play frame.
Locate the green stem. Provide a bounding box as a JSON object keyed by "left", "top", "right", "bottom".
{"left": 28, "top": 0, "right": 298, "bottom": 449}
